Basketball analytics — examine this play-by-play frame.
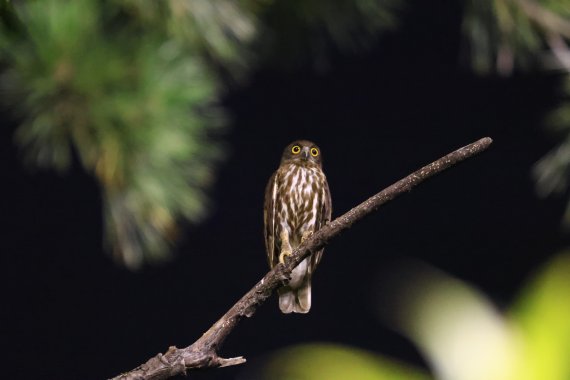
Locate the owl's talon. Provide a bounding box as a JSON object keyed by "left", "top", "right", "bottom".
{"left": 279, "top": 250, "right": 292, "bottom": 264}
{"left": 301, "top": 231, "right": 313, "bottom": 243}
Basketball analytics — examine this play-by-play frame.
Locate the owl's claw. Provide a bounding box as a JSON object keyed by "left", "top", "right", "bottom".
{"left": 279, "top": 250, "right": 292, "bottom": 264}
{"left": 301, "top": 230, "right": 313, "bottom": 243}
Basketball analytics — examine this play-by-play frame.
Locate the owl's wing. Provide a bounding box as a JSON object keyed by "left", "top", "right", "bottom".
{"left": 264, "top": 171, "right": 279, "bottom": 268}
{"left": 323, "top": 178, "right": 332, "bottom": 224}
{"left": 310, "top": 176, "right": 332, "bottom": 271}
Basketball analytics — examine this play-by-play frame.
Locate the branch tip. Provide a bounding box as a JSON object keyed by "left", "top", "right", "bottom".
{"left": 217, "top": 356, "right": 247, "bottom": 367}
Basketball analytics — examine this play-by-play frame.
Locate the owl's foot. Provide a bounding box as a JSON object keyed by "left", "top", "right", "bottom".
{"left": 279, "top": 249, "right": 293, "bottom": 264}
{"left": 301, "top": 230, "right": 313, "bottom": 243}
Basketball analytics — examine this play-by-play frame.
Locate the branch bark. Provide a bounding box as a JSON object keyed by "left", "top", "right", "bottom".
{"left": 110, "top": 137, "right": 493, "bottom": 380}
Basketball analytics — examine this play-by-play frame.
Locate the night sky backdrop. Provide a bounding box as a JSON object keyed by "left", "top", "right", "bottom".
{"left": 2, "top": 2, "right": 569, "bottom": 379}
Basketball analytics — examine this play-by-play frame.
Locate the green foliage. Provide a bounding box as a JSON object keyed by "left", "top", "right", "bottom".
{"left": 386, "top": 255, "right": 570, "bottom": 380}
{"left": 118, "top": 0, "right": 257, "bottom": 73}
{"left": 533, "top": 140, "right": 570, "bottom": 226}
{"left": 462, "top": 0, "right": 543, "bottom": 74}
{"left": 259, "top": 343, "right": 429, "bottom": 380}
{"left": 462, "top": 0, "right": 570, "bottom": 228}
{"left": 534, "top": 78, "right": 570, "bottom": 226}
{"left": 511, "top": 252, "right": 570, "bottom": 380}
{"left": 383, "top": 263, "right": 519, "bottom": 380}
{"left": 0, "top": 0, "right": 226, "bottom": 269}
{"left": 255, "top": 0, "right": 402, "bottom": 69}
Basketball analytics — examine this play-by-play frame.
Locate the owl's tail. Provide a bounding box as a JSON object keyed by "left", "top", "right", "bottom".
{"left": 278, "top": 279, "right": 312, "bottom": 314}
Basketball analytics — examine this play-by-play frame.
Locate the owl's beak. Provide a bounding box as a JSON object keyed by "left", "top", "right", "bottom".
{"left": 301, "top": 147, "right": 309, "bottom": 160}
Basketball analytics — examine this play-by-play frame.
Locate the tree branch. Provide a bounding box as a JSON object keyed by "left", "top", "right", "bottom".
{"left": 110, "top": 137, "right": 493, "bottom": 380}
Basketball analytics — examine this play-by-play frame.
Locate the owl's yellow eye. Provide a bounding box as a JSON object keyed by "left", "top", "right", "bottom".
{"left": 310, "top": 147, "right": 319, "bottom": 157}
{"left": 291, "top": 145, "right": 301, "bottom": 154}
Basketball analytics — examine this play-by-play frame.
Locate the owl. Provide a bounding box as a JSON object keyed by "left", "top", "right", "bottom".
{"left": 264, "top": 140, "right": 332, "bottom": 313}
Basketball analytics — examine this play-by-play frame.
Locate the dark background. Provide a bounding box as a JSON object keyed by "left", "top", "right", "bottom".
{"left": 2, "top": 2, "right": 568, "bottom": 379}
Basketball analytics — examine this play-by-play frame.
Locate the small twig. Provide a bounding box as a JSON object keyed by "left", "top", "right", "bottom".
{"left": 110, "top": 137, "right": 493, "bottom": 380}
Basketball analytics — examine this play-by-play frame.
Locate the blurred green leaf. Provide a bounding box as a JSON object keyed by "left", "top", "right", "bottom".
{"left": 379, "top": 262, "right": 519, "bottom": 380}
{"left": 373, "top": 253, "right": 570, "bottom": 380}
{"left": 118, "top": 0, "right": 257, "bottom": 74}
{"left": 462, "top": 0, "right": 543, "bottom": 75}
{"left": 254, "top": 0, "right": 402, "bottom": 69}
{"left": 460, "top": 0, "right": 570, "bottom": 229}
{"left": 533, "top": 78, "right": 570, "bottom": 227}
{"left": 0, "top": 0, "right": 225, "bottom": 269}
{"left": 260, "top": 343, "right": 430, "bottom": 380}
{"left": 510, "top": 252, "right": 570, "bottom": 380}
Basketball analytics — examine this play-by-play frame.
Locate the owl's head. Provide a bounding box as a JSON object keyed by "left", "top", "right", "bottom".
{"left": 280, "top": 140, "right": 323, "bottom": 166}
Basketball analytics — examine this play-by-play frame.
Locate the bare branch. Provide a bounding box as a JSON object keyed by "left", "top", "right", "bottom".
{"left": 110, "top": 137, "right": 493, "bottom": 380}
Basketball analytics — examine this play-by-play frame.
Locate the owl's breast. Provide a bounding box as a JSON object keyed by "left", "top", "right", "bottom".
{"left": 277, "top": 164, "right": 325, "bottom": 243}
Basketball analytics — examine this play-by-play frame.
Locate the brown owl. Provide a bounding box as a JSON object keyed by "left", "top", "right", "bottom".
{"left": 264, "top": 140, "right": 332, "bottom": 313}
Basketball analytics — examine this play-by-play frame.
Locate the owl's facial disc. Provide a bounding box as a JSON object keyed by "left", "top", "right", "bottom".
{"left": 281, "top": 140, "right": 322, "bottom": 166}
